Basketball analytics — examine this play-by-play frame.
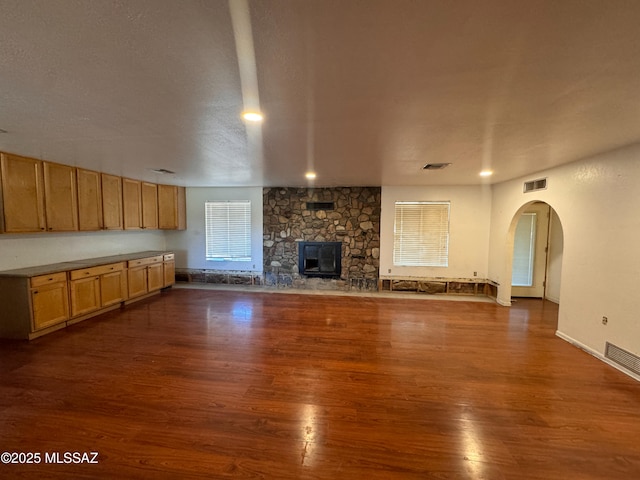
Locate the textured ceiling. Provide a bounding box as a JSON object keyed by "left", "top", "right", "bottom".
{"left": 0, "top": 0, "right": 639, "bottom": 187}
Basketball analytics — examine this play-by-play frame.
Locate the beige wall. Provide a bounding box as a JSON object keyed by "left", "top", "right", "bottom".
{"left": 488, "top": 144, "right": 640, "bottom": 363}
{"left": 380, "top": 185, "right": 492, "bottom": 279}
{"left": 0, "top": 230, "right": 166, "bottom": 271}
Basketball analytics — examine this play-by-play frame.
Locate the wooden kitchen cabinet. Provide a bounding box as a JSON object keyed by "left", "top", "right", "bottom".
{"left": 70, "top": 262, "right": 127, "bottom": 316}
{"left": 177, "top": 186, "right": 186, "bottom": 230}
{"left": 123, "top": 178, "right": 142, "bottom": 230}
{"left": 0, "top": 153, "right": 46, "bottom": 233}
{"left": 31, "top": 273, "right": 70, "bottom": 331}
{"left": 70, "top": 275, "right": 101, "bottom": 317}
{"left": 158, "top": 184, "right": 178, "bottom": 229}
{"left": 127, "top": 255, "right": 164, "bottom": 298}
{"left": 43, "top": 161, "right": 78, "bottom": 231}
{"left": 141, "top": 182, "right": 158, "bottom": 229}
{"left": 77, "top": 168, "right": 103, "bottom": 231}
{"left": 163, "top": 253, "right": 175, "bottom": 287}
{"left": 101, "top": 173, "right": 123, "bottom": 230}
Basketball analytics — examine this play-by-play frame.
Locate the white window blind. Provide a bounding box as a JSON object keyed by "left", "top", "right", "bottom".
{"left": 393, "top": 201, "right": 450, "bottom": 267}
{"left": 205, "top": 201, "right": 252, "bottom": 261}
{"left": 512, "top": 213, "right": 536, "bottom": 286}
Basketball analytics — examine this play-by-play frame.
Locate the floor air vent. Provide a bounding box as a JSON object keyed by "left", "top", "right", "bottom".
{"left": 605, "top": 342, "right": 640, "bottom": 376}
{"left": 524, "top": 177, "right": 547, "bottom": 193}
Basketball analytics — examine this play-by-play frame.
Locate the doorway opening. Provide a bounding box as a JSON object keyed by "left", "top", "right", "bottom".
{"left": 509, "top": 202, "right": 564, "bottom": 304}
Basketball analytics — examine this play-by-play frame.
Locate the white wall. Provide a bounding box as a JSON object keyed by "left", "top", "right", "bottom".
{"left": 380, "top": 185, "right": 492, "bottom": 279}
{"left": 488, "top": 145, "right": 640, "bottom": 358}
{"left": 545, "top": 209, "right": 563, "bottom": 303}
{"left": 0, "top": 230, "right": 166, "bottom": 271}
{"left": 164, "top": 187, "right": 263, "bottom": 271}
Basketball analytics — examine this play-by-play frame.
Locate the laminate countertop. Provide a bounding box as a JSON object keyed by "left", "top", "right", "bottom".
{"left": 0, "top": 251, "right": 171, "bottom": 278}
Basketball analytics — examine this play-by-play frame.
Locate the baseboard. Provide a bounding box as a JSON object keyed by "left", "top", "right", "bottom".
{"left": 555, "top": 331, "right": 640, "bottom": 382}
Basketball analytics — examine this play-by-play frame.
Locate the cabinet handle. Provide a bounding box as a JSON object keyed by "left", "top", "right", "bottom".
{"left": 85, "top": 272, "right": 90, "bottom": 275}
{"left": 33, "top": 290, "right": 38, "bottom": 294}
{"left": 48, "top": 277, "right": 53, "bottom": 281}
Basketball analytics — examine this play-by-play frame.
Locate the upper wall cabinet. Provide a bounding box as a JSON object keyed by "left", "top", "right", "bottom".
{"left": 141, "top": 182, "right": 158, "bottom": 229}
{"left": 123, "top": 178, "right": 142, "bottom": 230}
{"left": 158, "top": 184, "right": 187, "bottom": 230}
{"left": 43, "top": 162, "right": 79, "bottom": 232}
{"left": 77, "top": 168, "right": 103, "bottom": 231}
{"left": 101, "top": 173, "right": 123, "bottom": 230}
{"left": 0, "top": 153, "right": 46, "bottom": 233}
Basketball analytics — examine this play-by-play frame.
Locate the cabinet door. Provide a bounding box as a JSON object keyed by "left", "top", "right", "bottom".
{"left": 148, "top": 263, "right": 164, "bottom": 291}
{"left": 177, "top": 186, "right": 187, "bottom": 230}
{"left": 157, "top": 184, "right": 178, "bottom": 229}
{"left": 128, "top": 266, "right": 148, "bottom": 298}
{"left": 123, "top": 178, "right": 142, "bottom": 230}
{"left": 102, "top": 173, "right": 123, "bottom": 230}
{"left": 31, "top": 282, "right": 69, "bottom": 330}
{"left": 163, "top": 260, "right": 175, "bottom": 287}
{"left": 0, "top": 153, "right": 46, "bottom": 233}
{"left": 70, "top": 276, "right": 101, "bottom": 317}
{"left": 77, "top": 168, "right": 103, "bottom": 231}
{"left": 141, "top": 182, "right": 158, "bottom": 229}
{"left": 101, "top": 270, "right": 127, "bottom": 306}
{"left": 43, "top": 161, "right": 78, "bottom": 231}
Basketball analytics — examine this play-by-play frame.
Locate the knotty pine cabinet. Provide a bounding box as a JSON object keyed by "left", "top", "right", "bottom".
{"left": 0, "top": 153, "right": 46, "bottom": 233}
{"left": 123, "top": 178, "right": 142, "bottom": 229}
{"left": 0, "top": 153, "right": 80, "bottom": 233}
{"left": 163, "top": 253, "right": 175, "bottom": 287}
{"left": 127, "top": 255, "right": 164, "bottom": 299}
{"left": 31, "top": 272, "right": 70, "bottom": 331}
{"left": 101, "top": 173, "right": 124, "bottom": 230}
{"left": 77, "top": 168, "right": 103, "bottom": 231}
{"left": 43, "top": 161, "right": 78, "bottom": 231}
{"left": 0, "top": 252, "right": 173, "bottom": 339}
{"left": 141, "top": 182, "right": 158, "bottom": 229}
{"left": 69, "top": 262, "right": 127, "bottom": 318}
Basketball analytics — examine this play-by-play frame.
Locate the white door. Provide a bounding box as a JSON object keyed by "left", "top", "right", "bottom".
{"left": 512, "top": 203, "right": 550, "bottom": 298}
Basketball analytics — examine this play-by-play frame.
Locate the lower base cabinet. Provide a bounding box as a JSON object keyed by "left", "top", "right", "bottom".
{"left": 0, "top": 252, "right": 172, "bottom": 340}
{"left": 31, "top": 274, "right": 70, "bottom": 330}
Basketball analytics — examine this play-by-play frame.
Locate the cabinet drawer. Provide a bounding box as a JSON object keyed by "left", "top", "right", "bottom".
{"left": 70, "top": 262, "right": 125, "bottom": 280}
{"left": 31, "top": 272, "right": 67, "bottom": 288}
{"left": 128, "top": 256, "right": 163, "bottom": 267}
{"left": 163, "top": 253, "right": 174, "bottom": 261}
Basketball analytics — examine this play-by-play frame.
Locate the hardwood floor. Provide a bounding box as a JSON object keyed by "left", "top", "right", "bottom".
{"left": 1, "top": 289, "right": 639, "bottom": 479}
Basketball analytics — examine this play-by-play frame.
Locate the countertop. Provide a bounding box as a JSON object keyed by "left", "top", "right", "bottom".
{"left": 0, "top": 251, "right": 171, "bottom": 278}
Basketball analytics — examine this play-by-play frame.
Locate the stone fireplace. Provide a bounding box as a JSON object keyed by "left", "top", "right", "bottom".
{"left": 298, "top": 241, "right": 342, "bottom": 277}
{"left": 263, "top": 187, "right": 381, "bottom": 291}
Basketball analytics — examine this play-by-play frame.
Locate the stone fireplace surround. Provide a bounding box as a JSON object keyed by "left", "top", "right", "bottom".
{"left": 263, "top": 187, "right": 381, "bottom": 291}
{"left": 174, "top": 187, "right": 382, "bottom": 292}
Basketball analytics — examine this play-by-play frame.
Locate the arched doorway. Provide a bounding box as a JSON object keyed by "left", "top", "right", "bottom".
{"left": 502, "top": 201, "right": 564, "bottom": 304}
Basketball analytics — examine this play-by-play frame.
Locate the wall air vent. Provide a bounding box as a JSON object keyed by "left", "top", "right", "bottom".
{"left": 605, "top": 342, "right": 640, "bottom": 376}
{"left": 523, "top": 177, "right": 547, "bottom": 193}
{"left": 423, "top": 163, "right": 451, "bottom": 170}
{"left": 306, "top": 202, "right": 335, "bottom": 211}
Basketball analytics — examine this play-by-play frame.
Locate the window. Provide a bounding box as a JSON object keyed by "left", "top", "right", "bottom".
{"left": 512, "top": 213, "right": 536, "bottom": 286}
{"left": 205, "top": 201, "right": 252, "bottom": 261}
{"left": 393, "top": 201, "right": 450, "bottom": 267}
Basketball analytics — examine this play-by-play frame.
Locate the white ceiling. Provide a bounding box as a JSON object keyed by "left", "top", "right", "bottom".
{"left": 1, "top": 0, "right": 639, "bottom": 187}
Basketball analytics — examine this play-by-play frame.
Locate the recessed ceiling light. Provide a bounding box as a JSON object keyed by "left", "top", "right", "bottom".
{"left": 305, "top": 172, "right": 317, "bottom": 180}
{"left": 479, "top": 170, "right": 493, "bottom": 177}
{"left": 242, "top": 111, "right": 264, "bottom": 122}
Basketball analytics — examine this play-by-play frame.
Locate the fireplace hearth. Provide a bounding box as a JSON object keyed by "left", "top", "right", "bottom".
{"left": 298, "top": 241, "right": 342, "bottom": 278}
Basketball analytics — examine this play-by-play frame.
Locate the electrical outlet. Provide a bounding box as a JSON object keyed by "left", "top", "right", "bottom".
{"left": 473, "top": 271, "right": 477, "bottom": 277}
{"left": 602, "top": 316, "right": 608, "bottom": 325}
{"left": 388, "top": 269, "right": 391, "bottom": 274}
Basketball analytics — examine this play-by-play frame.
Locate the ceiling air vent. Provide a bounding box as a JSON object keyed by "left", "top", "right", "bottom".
{"left": 423, "top": 163, "right": 451, "bottom": 170}
{"left": 150, "top": 168, "right": 176, "bottom": 175}
{"left": 523, "top": 177, "right": 547, "bottom": 193}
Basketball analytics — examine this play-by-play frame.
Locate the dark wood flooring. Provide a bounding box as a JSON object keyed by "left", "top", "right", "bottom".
{"left": 1, "top": 288, "right": 639, "bottom": 479}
